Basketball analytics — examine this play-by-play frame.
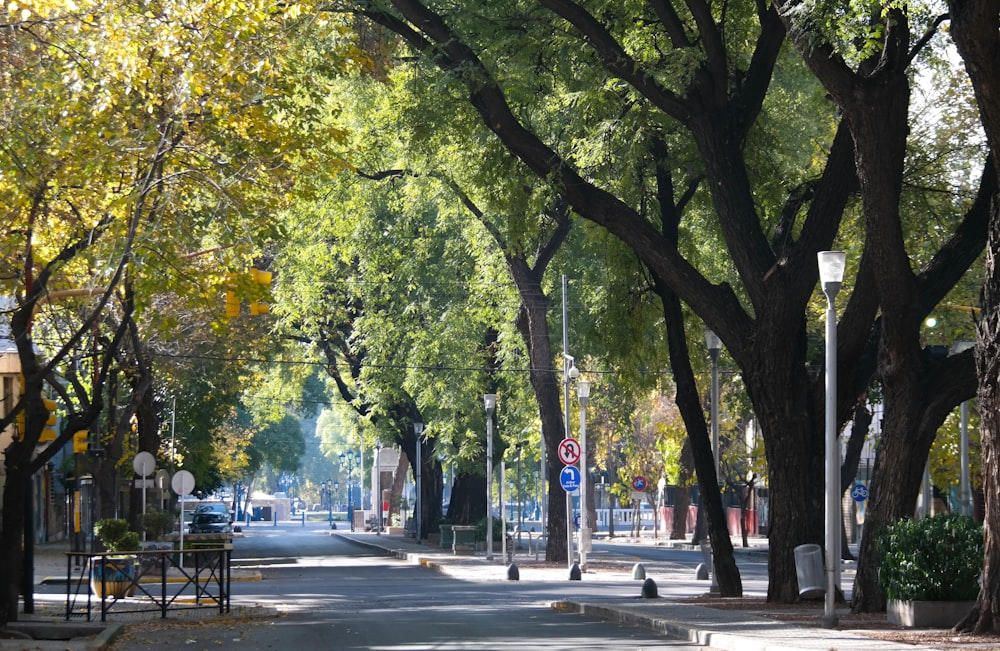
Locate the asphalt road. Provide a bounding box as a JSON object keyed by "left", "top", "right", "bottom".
{"left": 107, "top": 524, "right": 720, "bottom": 650}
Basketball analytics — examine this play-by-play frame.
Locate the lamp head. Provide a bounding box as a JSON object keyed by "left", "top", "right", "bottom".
{"left": 704, "top": 328, "right": 721, "bottom": 353}
{"left": 484, "top": 393, "right": 497, "bottom": 414}
{"left": 414, "top": 422, "right": 423, "bottom": 435}
{"left": 577, "top": 379, "right": 591, "bottom": 405}
{"left": 817, "top": 250, "right": 847, "bottom": 300}
{"left": 817, "top": 251, "right": 846, "bottom": 283}
{"left": 339, "top": 452, "right": 346, "bottom": 464}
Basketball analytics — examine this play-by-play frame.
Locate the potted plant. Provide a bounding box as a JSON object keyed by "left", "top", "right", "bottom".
{"left": 878, "top": 512, "right": 983, "bottom": 627}
{"left": 91, "top": 518, "right": 140, "bottom": 598}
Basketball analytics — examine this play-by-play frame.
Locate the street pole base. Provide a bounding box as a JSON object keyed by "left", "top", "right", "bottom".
{"left": 821, "top": 613, "right": 840, "bottom": 628}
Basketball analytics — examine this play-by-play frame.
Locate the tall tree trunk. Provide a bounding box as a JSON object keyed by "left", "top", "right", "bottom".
{"left": 671, "top": 441, "right": 694, "bottom": 540}
{"left": 446, "top": 472, "right": 485, "bottom": 525}
{"left": 949, "top": 0, "right": 1000, "bottom": 633}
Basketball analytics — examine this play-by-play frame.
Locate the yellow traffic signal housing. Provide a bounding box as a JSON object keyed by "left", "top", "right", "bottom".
{"left": 224, "top": 269, "right": 272, "bottom": 317}
{"left": 39, "top": 397, "right": 58, "bottom": 442}
{"left": 225, "top": 273, "right": 240, "bottom": 317}
{"left": 249, "top": 268, "right": 272, "bottom": 315}
{"left": 72, "top": 430, "right": 89, "bottom": 454}
{"left": 43, "top": 398, "right": 57, "bottom": 425}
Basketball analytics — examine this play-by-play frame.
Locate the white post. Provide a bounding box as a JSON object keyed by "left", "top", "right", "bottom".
{"left": 960, "top": 400, "right": 971, "bottom": 516}
{"left": 705, "top": 328, "right": 721, "bottom": 594}
{"left": 485, "top": 394, "right": 497, "bottom": 561}
{"left": 818, "top": 250, "right": 845, "bottom": 628}
{"left": 562, "top": 275, "right": 579, "bottom": 569}
{"left": 415, "top": 423, "right": 423, "bottom": 540}
{"left": 577, "top": 380, "right": 590, "bottom": 570}
{"left": 501, "top": 460, "right": 507, "bottom": 561}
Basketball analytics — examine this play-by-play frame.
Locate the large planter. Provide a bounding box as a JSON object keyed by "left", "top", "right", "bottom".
{"left": 887, "top": 599, "right": 976, "bottom": 628}
{"left": 439, "top": 524, "right": 454, "bottom": 549}
{"left": 90, "top": 556, "right": 137, "bottom": 599}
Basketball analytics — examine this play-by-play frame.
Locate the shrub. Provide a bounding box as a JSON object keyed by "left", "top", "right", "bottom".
{"left": 93, "top": 518, "right": 140, "bottom": 554}
{"left": 474, "top": 516, "right": 504, "bottom": 542}
{"left": 877, "top": 513, "right": 983, "bottom": 602}
{"left": 140, "top": 508, "right": 176, "bottom": 541}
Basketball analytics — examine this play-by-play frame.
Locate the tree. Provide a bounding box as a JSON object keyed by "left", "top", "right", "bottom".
{"left": 946, "top": 0, "right": 1000, "bottom": 633}
{"left": 346, "top": 0, "right": 988, "bottom": 604}
{"left": 0, "top": 0, "right": 355, "bottom": 622}
{"left": 776, "top": 0, "right": 989, "bottom": 611}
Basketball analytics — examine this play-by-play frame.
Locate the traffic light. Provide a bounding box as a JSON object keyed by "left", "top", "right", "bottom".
{"left": 225, "top": 274, "right": 240, "bottom": 317}
{"left": 39, "top": 398, "right": 57, "bottom": 442}
{"left": 249, "top": 268, "right": 272, "bottom": 315}
{"left": 72, "top": 430, "right": 89, "bottom": 454}
{"left": 223, "top": 269, "right": 272, "bottom": 317}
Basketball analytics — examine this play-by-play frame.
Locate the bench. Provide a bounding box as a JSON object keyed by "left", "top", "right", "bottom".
{"left": 452, "top": 525, "right": 477, "bottom": 554}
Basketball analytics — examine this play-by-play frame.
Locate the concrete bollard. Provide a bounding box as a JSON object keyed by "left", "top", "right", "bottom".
{"left": 631, "top": 563, "right": 646, "bottom": 580}
{"left": 569, "top": 563, "right": 582, "bottom": 581}
{"left": 507, "top": 563, "right": 520, "bottom": 581}
{"left": 641, "top": 577, "right": 658, "bottom": 598}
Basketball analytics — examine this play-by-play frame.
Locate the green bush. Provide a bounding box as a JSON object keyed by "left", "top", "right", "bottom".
{"left": 94, "top": 518, "right": 140, "bottom": 553}
{"left": 877, "top": 513, "right": 983, "bottom": 601}
{"left": 140, "top": 508, "right": 176, "bottom": 541}
{"left": 475, "top": 516, "right": 503, "bottom": 542}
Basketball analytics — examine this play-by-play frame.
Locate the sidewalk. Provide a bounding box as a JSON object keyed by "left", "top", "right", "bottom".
{"left": 333, "top": 530, "right": 939, "bottom": 651}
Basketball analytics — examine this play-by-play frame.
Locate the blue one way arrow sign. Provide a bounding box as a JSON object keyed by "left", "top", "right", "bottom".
{"left": 560, "top": 465, "right": 581, "bottom": 493}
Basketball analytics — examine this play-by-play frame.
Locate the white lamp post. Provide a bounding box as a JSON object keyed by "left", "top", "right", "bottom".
{"left": 705, "top": 327, "right": 722, "bottom": 594}
{"left": 484, "top": 393, "right": 497, "bottom": 561}
{"left": 951, "top": 341, "right": 975, "bottom": 516}
{"left": 415, "top": 422, "right": 423, "bottom": 541}
{"left": 577, "top": 379, "right": 591, "bottom": 570}
{"left": 374, "top": 442, "right": 382, "bottom": 535}
{"left": 818, "top": 250, "right": 846, "bottom": 628}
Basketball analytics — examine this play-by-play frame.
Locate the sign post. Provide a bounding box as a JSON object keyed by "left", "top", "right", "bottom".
{"left": 171, "top": 470, "right": 195, "bottom": 569}
{"left": 133, "top": 452, "right": 155, "bottom": 540}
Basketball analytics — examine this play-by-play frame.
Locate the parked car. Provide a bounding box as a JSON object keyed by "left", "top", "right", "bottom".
{"left": 189, "top": 512, "right": 233, "bottom": 535}
{"left": 195, "top": 502, "right": 234, "bottom": 522}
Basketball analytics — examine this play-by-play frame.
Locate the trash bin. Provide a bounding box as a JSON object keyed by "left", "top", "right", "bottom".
{"left": 794, "top": 543, "right": 825, "bottom": 598}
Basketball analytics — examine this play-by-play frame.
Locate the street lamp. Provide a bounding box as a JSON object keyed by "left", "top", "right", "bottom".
{"left": 951, "top": 341, "right": 975, "bottom": 516}
{"left": 818, "top": 250, "right": 846, "bottom": 628}
{"left": 705, "top": 327, "right": 722, "bottom": 594}
{"left": 320, "top": 480, "right": 327, "bottom": 510}
{"left": 414, "top": 422, "right": 423, "bottom": 541}
{"left": 374, "top": 442, "right": 382, "bottom": 534}
{"left": 332, "top": 480, "right": 339, "bottom": 526}
{"left": 577, "top": 379, "right": 591, "bottom": 571}
{"left": 340, "top": 450, "right": 362, "bottom": 531}
{"left": 326, "top": 479, "right": 335, "bottom": 527}
{"left": 484, "top": 394, "right": 497, "bottom": 561}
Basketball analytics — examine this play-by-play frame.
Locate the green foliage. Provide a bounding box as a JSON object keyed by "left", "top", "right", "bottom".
{"left": 877, "top": 514, "right": 983, "bottom": 602}
{"left": 475, "top": 516, "right": 504, "bottom": 542}
{"left": 139, "top": 509, "right": 176, "bottom": 542}
{"left": 93, "top": 518, "right": 140, "bottom": 553}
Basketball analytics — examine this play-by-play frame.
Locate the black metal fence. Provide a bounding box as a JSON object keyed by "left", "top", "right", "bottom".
{"left": 64, "top": 545, "right": 231, "bottom": 622}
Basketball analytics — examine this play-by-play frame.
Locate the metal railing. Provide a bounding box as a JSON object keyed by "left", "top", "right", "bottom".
{"left": 65, "top": 545, "right": 231, "bottom": 622}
